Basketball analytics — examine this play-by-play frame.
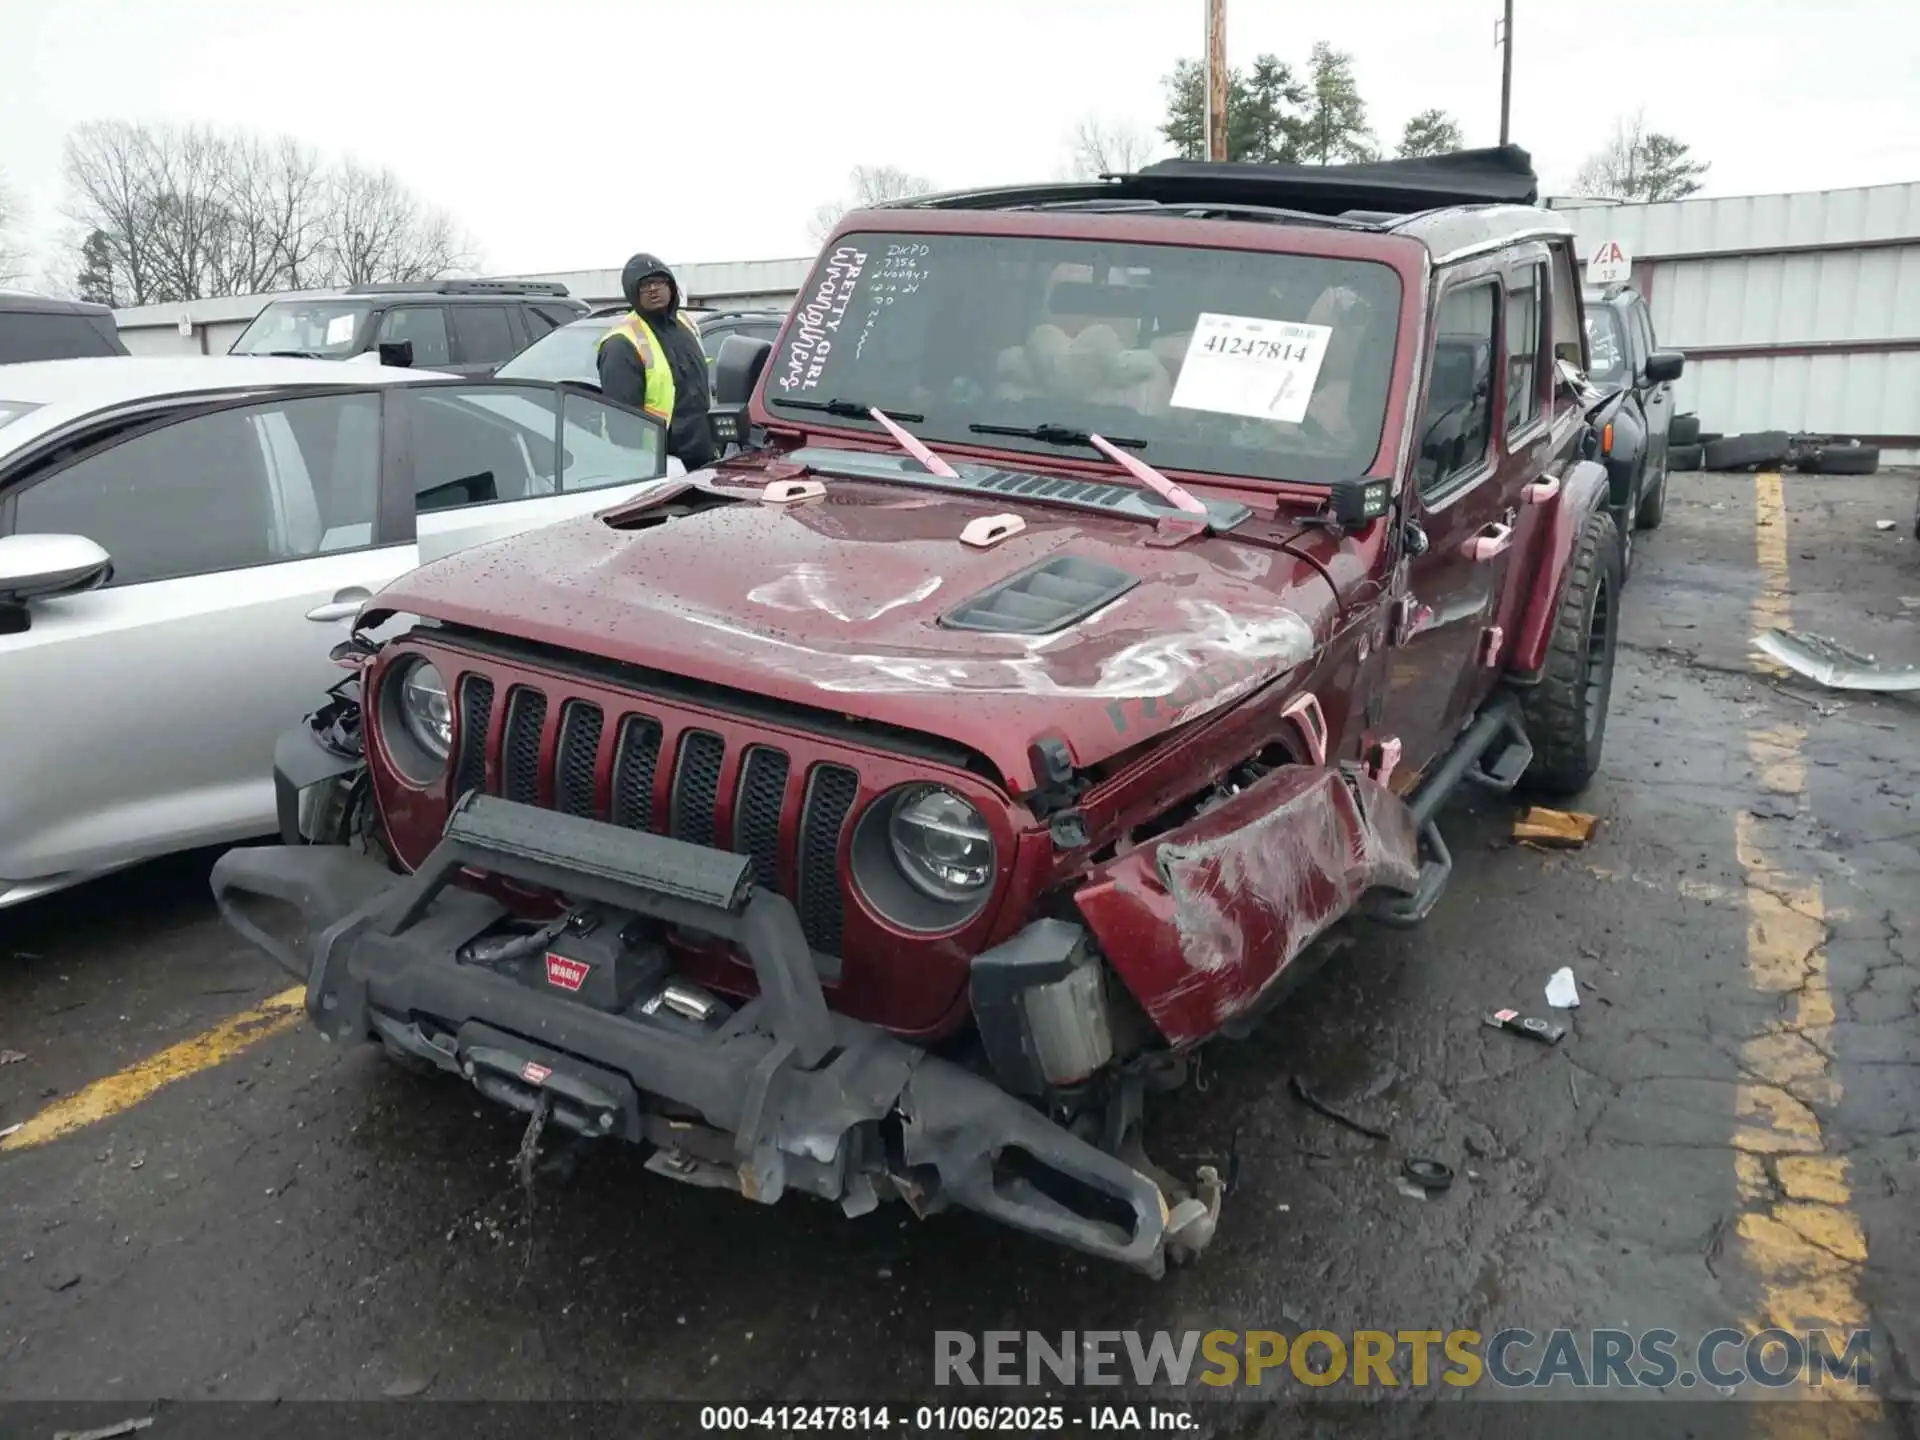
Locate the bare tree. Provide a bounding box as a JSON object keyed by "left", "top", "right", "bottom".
{"left": 808, "top": 164, "right": 937, "bottom": 242}
{"left": 1573, "top": 110, "right": 1709, "bottom": 201}
{"left": 316, "top": 160, "right": 471, "bottom": 287}
{"left": 1063, "top": 117, "right": 1159, "bottom": 178}
{"left": 59, "top": 119, "right": 475, "bottom": 303}
{"left": 0, "top": 170, "right": 28, "bottom": 285}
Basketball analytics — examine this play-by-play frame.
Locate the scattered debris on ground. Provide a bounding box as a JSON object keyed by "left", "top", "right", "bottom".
{"left": 1402, "top": 1158, "right": 1454, "bottom": 1192}
{"left": 1513, "top": 808, "right": 1598, "bottom": 847}
{"left": 381, "top": 1374, "right": 435, "bottom": 1398}
{"left": 1753, "top": 629, "right": 1920, "bottom": 692}
{"left": 1545, "top": 967, "right": 1582, "bottom": 1009}
{"left": 1288, "top": 1075, "right": 1390, "bottom": 1141}
{"left": 52, "top": 1419, "right": 153, "bottom": 1440}
{"left": 1483, "top": 1009, "right": 1567, "bottom": 1045}
{"left": 0, "top": 1049, "right": 26, "bottom": 1065}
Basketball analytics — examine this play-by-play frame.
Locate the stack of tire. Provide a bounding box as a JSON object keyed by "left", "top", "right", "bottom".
{"left": 1668, "top": 419, "right": 1881, "bottom": 475}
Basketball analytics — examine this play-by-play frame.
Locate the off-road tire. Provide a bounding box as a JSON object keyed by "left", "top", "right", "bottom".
{"left": 1669, "top": 443, "right": 1703, "bottom": 471}
{"left": 1704, "top": 430, "right": 1791, "bottom": 471}
{"left": 1669, "top": 413, "right": 1701, "bottom": 447}
{"left": 1799, "top": 442, "right": 1881, "bottom": 475}
{"left": 1519, "top": 508, "right": 1622, "bottom": 797}
{"left": 1635, "top": 450, "right": 1667, "bottom": 529}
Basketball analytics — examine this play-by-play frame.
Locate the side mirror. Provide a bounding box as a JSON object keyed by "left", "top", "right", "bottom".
{"left": 712, "top": 334, "right": 772, "bottom": 407}
{"left": 1644, "top": 349, "right": 1684, "bottom": 384}
{"left": 0, "top": 534, "right": 112, "bottom": 631}
{"left": 377, "top": 339, "right": 414, "bottom": 369}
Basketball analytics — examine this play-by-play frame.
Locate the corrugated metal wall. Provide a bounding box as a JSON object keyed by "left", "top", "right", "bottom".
{"left": 1558, "top": 183, "right": 1920, "bottom": 462}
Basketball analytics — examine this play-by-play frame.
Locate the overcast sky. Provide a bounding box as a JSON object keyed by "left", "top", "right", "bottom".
{"left": 3, "top": 0, "right": 1916, "bottom": 289}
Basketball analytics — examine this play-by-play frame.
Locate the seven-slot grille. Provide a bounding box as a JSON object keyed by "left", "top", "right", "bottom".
{"left": 453, "top": 675, "right": 857, "bottom": 956}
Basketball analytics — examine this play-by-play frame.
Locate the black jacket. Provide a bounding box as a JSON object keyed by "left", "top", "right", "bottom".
{"left": 598, "top": 262, "right": 715, "bottom": 470}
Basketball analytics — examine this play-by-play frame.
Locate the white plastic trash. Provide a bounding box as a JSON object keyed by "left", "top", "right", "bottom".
{"left": 1545, "top": 967, "right": 1581, "bottom": 1009}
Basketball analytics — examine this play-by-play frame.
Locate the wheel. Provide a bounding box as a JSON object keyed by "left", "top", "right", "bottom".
{"left": 1669, "top": 443, "right": 1703, "bottom": 471}
{"left": 1669, "top": 414, "right": 1701, "bottom": 447}
{"left": 1800, "top": 442, "right": 1881, "bottom": 475}
{"left": 1703, "top": 430, "right": 1791, "bottom": 471}
{"left": 1635, "top": 450, "right": 1667, "bottom": 529}
{"left": 1519, "top": 508, "right": 1622, "bottom": 797}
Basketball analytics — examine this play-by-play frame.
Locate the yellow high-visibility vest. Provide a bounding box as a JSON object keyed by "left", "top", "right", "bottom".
{"left": 597, "top": 311, "right": 703, "bottom": 422}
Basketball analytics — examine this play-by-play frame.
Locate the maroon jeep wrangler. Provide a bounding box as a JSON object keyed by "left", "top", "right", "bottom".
{"left": 213, "top": 147, "right": 1621, "bottom": 1277}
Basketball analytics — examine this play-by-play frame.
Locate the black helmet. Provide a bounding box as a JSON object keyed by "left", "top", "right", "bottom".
{"left": 621, "top": 253, "right": 675, "bottom": 309}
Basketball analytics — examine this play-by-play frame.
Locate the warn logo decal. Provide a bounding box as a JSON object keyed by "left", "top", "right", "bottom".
{"left": 520, "top": 1061, "right": 552, "bottom": 1085}
{"left": 545, "top": 954, "right": 590, "bottom": 992}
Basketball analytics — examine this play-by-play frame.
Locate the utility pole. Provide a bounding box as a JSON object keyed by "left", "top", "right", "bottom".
{"left": 1497, "top": 0, "right": 1514, "bottom": 145}
{"left": 1206, "top": 0, "right": 1228, "bottom": 161}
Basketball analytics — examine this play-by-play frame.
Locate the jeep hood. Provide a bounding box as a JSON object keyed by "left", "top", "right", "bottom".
{"left": 367, "top": 480, "right": 1336, "bottom": 792}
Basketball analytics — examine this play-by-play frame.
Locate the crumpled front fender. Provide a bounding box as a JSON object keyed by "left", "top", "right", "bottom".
{"left": 1073, "top": 767, "right": 1421, "bottom": 1046}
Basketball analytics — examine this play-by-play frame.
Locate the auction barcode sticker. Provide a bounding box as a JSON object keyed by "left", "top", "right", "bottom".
{"left": 1170, "top": 313, "right": 1333, "bottom": 424}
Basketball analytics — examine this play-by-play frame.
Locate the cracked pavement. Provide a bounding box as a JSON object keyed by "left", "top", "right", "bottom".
{"left": 0, "top": 470, "right": 1915, "bottom": 1426}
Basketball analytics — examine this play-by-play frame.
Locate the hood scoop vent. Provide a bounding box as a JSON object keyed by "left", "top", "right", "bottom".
{"left": 941, "top": 554, "right": 1139, "bottom": 635}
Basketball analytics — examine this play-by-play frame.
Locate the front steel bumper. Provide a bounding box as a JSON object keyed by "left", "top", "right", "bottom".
{"left": 210, "top": 790, "right": 1188, "bottom": 1275}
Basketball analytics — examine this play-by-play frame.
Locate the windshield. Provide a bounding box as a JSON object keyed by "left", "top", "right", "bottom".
{"left": 1584, "top": 305, "right": 1630, "bottom": 385}
{"left": 494, "top": 320, "right": 604, "bottom": 384}
{"left": 763, "top": 233, "right": 1401, "bottom": 484}
{"left": 230, "top": 299, "right": 371, "bottom": 357}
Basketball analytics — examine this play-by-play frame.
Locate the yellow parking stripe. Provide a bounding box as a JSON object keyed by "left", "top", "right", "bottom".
{"left": 1, "top": 986, "right": 306, "bottom": 1152}
{"left": 1735, "top": 473, "right": 1869, "bottom": 1413}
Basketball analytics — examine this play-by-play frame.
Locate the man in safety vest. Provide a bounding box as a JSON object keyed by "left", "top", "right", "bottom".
{"left": 598, "top": 253, "right": 716, "bottom": 470}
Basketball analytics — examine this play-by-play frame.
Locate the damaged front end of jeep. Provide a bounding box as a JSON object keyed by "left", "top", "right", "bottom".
{"left": 215, "top": 639, "right": 1423, "bottom": 1279}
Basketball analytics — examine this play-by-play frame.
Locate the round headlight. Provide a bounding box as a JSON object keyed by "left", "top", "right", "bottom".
{"left": 887, "top": 785, "right": 995, "bottom": 901}
{"left": 398, "top": 660, "right": 451, "bottom": 760}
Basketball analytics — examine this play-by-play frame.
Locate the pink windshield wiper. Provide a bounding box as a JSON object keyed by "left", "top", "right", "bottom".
{"left": 866, "top": 406, "right": 960, "bottom": 479}
{"left": 965, "top": 419, "right": 1209, "bottom": 516}
{"left": 1085, "top": 433, "right": 1209, "bottom": 516}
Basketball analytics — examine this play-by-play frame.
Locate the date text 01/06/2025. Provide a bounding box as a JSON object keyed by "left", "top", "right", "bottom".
{"left": 698, "top": 1404, "right": 1200, "bottom": 1431}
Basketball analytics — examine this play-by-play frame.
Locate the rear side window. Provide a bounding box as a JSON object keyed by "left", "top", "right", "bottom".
{"left": 1549, "top": 242, "right": 1583, "bottom": 371}
{"left": 376, "top": 307, "right": 451, "bottom": 368}
{"left": 521, "top": 306, "right": 558, "bottom": 339}
{"left": 449, "top": 305, "right": 518, "bottom": 365}
{"left": 0, "top": 312, "right": 121, "bottom": 364}
{"left": 1417, "top": 281, "right": 1497, "bottom": 495}
{"left": 1504, "top": 262, "right": 1544, "bottom": 434}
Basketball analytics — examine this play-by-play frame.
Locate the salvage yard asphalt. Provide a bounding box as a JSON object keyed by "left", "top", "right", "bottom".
{"left": 2, "top": 470, "right": 1917, "bottom": 1427}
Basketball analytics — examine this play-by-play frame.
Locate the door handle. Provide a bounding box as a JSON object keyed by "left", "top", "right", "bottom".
{"left": 1523, "top": 476, "right": 1560, "bottom": 506}
{"left": 1466, "top": 523, "right": 1514, "bottom": 562}
{"left": 306, "top": 586, "right": 371, "bottom": 623}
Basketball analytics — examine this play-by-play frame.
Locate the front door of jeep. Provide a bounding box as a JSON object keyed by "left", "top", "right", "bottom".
{"left": 392, "top": 382, "right": 670, "bottom": 563}
{"left": 1378, "top": 274, "right": 1517, "bottom": 777}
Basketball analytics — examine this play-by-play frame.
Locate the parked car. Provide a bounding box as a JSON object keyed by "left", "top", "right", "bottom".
{"left": 0, "top": 356, "right": 679, "bottom": 908}
{"left": 1582, "top": 282, "right": 1684, "bottom": 572}
{"left": 212, "top": 148, "right": 1624, "bottom": 1278}
{"left": 495, "top": 306, "right": 790, "bottom": 386}
{"left": 227, "top": 280, "right": 588, "bottom": 377}
{"left": 0, "top": 290, "right": 129, "bottom": 364}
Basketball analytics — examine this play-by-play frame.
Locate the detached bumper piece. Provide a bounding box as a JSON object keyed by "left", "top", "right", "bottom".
{"left": 210, "top": 793, "right": 1182, "bottom": 1275}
